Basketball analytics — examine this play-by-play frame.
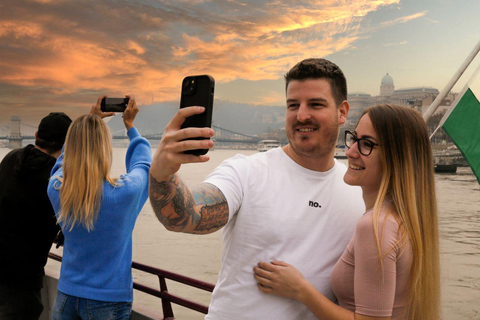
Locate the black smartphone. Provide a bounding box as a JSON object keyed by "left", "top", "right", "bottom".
{"left": 180, "top": 75, "right": 215, "bottom": 155}
{"left": 101, "top": 97, "right": 130, "bottom": 113}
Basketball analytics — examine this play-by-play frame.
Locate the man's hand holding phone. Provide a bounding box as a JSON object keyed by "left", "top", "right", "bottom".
{"left": 150, "top": 74, "right": 215, "bottom": 183}
{"left": 150, "top": 106, "right": 215, "bottom": 182}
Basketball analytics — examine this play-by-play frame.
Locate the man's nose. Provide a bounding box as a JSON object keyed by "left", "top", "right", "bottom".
{"left": 297, "top": 103, "right": 311, "bottom": 122}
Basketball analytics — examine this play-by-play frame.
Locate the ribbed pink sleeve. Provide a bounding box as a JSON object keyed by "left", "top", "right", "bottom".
{"left": 331, "top": 209, "right": 411, "bottom": 319}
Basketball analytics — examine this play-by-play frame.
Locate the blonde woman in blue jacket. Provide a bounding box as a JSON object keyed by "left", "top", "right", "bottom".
{"left": 48, "top": 97, "right": 151, "bottom": 319}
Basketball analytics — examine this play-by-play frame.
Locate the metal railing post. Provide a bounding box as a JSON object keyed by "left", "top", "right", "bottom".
{"left": 158, "top": 276, "right": 175, "bottom": 319}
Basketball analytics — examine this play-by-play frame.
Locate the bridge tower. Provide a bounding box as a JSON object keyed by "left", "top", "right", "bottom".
{"left": 8, "top": 116, "right": 23, "bottom": 149}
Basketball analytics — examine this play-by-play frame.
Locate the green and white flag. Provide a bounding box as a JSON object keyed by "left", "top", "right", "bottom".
{"left": 440, "top": 86, "right": 480, "bottom": 183}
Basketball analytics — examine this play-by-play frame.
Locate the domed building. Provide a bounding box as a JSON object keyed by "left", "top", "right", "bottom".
{"left": 346, "top": 73, "right": 452, "bottom": 126}
{"left": 380, "top": 73, "right": 395, "bottom": 96}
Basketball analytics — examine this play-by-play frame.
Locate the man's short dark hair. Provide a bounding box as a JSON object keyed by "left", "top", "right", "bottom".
{"left": 35, "top": 139, "right": 65, "bottom": 154}
{"left": 284, "top": 58, "right": 347, "bottom": 106}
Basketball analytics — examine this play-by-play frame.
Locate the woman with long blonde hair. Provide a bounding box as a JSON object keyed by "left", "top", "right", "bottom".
{"left": 47, "top": 96, "right": 152, "bottom": 319}
{"left": 255, "top": 104, "right": 440, "bottom": 320}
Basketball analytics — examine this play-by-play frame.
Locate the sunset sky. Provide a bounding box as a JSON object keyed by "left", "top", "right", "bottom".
{"left": 1, "top": 0, "right": 479, "bottom": 125}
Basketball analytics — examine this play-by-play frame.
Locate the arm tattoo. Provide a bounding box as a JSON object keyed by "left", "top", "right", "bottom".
{"left": 149, "top": 173, "right": 228, "bottom": 234}
{"left": 192, "top": 184, "right": 229, "bottom": 233}
{"left": 149, "top": 174, "right": 197, "bottom": 231}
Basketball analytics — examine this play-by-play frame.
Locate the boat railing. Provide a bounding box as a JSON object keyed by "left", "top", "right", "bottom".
{"left": 48, "top": 252, "right": 215, "bottom": 320}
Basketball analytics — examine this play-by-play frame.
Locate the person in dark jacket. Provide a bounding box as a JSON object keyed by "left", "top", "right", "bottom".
{"left": 0, "top": 112, "right": 72, "bottom": 320}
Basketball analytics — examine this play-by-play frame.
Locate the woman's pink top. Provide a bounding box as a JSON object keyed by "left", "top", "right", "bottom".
{"left": 331, "top": 208, "right": 412, "bottom": 319}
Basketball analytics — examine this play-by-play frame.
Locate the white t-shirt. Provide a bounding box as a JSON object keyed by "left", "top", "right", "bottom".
{"left": 204, "top": 147, "right": 365, "bottom": 320}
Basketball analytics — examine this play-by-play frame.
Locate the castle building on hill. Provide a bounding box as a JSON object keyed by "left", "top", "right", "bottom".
{"left": 346, "top": 73, "right": 456, "bottom": 126}
{"left": 380, "top": 73, "right": 395, "bottom": 97}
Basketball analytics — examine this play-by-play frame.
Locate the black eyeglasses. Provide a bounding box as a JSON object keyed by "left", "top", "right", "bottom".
{"left": 344, "top": 130, "right": 378, "bottom": 156}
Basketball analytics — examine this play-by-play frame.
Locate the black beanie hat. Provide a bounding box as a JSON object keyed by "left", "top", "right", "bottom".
{"left": 37, "top": 112, "right": 72, "bottom": 144}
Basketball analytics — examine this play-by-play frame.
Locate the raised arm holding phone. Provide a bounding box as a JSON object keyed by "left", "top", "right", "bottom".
{"left": 149, "top": 104, "right": 228, "bottom": 234}
{"left": 48, "top": 96, "right": 152, "bottom": 320}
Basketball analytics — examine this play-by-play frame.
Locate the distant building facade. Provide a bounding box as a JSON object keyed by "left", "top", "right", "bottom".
{"left": 347, "top": 73, "right": 456, "bottom": 126}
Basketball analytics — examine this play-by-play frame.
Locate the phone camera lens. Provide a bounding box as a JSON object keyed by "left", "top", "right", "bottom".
{"left": 183, "top": 78, "right": 196, "bottom": 95}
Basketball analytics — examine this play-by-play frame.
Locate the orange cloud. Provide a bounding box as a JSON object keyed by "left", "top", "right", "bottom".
{"left": 0, "top": 21, "right": 43, "bottom": 39}
{"left": 380, "top": 10, "right": 428, "bottom": 27}
{"left": 2, "top": 31, "right": 146, "bottom": 88}
{"left": 128, "top": 40, "right": 146, "bottom": 54}
{"left": 0, "top": 0, "right": 408, "bottom": 115}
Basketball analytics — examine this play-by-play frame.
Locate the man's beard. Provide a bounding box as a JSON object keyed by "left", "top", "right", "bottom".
{"left": 286, "top": 119, "right": 339, "bottom": 159}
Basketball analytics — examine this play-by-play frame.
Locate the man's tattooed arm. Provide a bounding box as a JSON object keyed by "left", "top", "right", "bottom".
{"left": 149, "top": 173, "right": 229, "bottom": 234}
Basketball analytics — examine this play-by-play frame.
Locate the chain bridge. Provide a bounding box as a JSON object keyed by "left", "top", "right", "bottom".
{"left": 0, "top": 117, "right": 262, "bottom": 149}
{"left": 0, "top": 116, "right": 39, "bottom": 148}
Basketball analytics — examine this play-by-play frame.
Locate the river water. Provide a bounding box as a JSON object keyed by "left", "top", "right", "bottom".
{"left": 2, "top": 147, "right": 478, "bottom": 319}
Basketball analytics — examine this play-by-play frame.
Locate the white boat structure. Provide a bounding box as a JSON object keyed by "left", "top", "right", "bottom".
{"left": 257, "top": 139, "right": 281, "bottom": 152}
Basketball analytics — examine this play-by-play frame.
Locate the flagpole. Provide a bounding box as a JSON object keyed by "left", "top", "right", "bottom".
{"left": 428, "top": 61, "right": 480, "bottom": 139}
{"left": 423, "top": 40, "right": 480, "bottom": 122}
{"left": 429, "top": 85, "right": 468, "bottom": 139}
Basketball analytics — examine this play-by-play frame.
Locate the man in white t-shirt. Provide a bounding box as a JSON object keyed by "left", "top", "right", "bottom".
{"left": 149, "top": 58, "right": 365, "bottom": 319}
